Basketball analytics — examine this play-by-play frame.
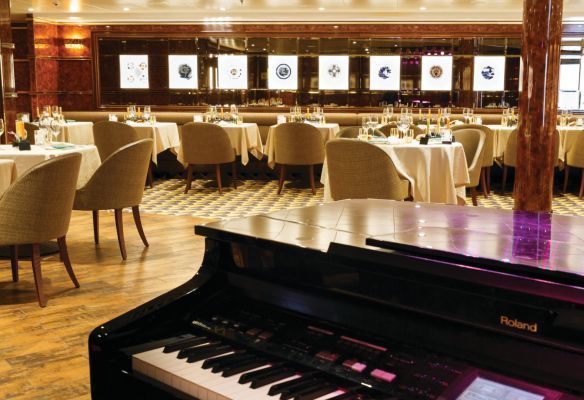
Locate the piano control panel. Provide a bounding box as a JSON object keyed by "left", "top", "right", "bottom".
{"left": 131, "top": 303, "right": 576, "bottom": 400}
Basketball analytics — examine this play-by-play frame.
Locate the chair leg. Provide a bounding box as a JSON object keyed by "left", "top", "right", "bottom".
{"left": 580, "top": 169, "right": 584, "bottom": 199}
{"left": 501, "top": 166, "right": 508, "bottom": 193}
{"left": 232, "top": 162, "right": 237, "bottom": 189}
{"left": 278, "top": 165, "right": 287, "bottom": 195}
{"left": 480, "top": 168, "right": 488, "bottom": 198}
{"left": 132, "top": 206, "right": 149, "bottom": 247}
{"left": 184, "top": 164, "right": 193, "bottom": 194}
{"left": 147, "top": 163, "right": 154, "bottom": 188}
{"left": 563, "top": 165, "right": 570, "bottom": 194}
{"left": 308, "top": 165, "right": 316, "bottom": 195}
{"left": 31, "top": 243, "right": 46, "bottom": 307}
{"left": 57, "top": 236, "right": 80, "bottom": 288}
{"left": 471, "top": 187, "right": 478, "bottom": 206}
{"left": 92, "top": 210, "right": 99, "bottom": 244}
{"left": 114, "top": 209, "right": 127, "bottom": 260}
{"left": 215, "top": 164, "right": 223, "bottom": 194}
{"left": 9, "top": 245, "right": 18, "bottom": 282}
{"left": 486, "top": 166, "right": 491, "bottom": 194}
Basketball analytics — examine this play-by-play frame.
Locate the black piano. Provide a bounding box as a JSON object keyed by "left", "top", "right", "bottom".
{"left": 88, "top": 199, "right": 584, "bottom": 400}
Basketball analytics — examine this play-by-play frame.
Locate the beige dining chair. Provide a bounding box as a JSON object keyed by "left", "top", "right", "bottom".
{"left": 180, "top": 122, "right": 237, "bottom": 195}
{"left": 378, "top": 122, "right": 424, "bottom": 137}
{"left": 454, "top": 127, "right": 486, "bottom": 206}
{"left": 0, "top": 153, "right": 82, "bottom": 307}
{"left": 93, "top": 121, "right": 154, "bottom": 188}
{"left": 74, "top": 139, "right": 153, "bottom": 260}
{"left": 563, "top": 133, "right": 584, "bottom": 198}
{"left": 274, "top": 122, "right": 325, "bottom": 195}
{"left": 336, "top": 126, "right": 361, "bottom": 138}
{"left": 453, "top": 124, "right": 494, "bottom": 197}
{"left": 326, "top": 139, "right": 409, "bottom": 201}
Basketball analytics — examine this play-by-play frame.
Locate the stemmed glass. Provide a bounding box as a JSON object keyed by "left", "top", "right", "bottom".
{"left": 383, "top": 107, "right": 393, "bottom": 124}
{"left": 398, "top": 115, "right": 410, "bottom": 138}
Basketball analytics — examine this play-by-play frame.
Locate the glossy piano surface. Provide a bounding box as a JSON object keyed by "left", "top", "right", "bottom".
{"left": 198, "top": 199, "right": 584, "bottom": 284}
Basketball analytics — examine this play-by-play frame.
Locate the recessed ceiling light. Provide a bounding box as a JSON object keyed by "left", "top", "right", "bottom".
{"left": 123, "top": 7, "right": 130, "bottom": 11}
{"left": 419, "top": 6, "right": 427, "bottom": 11}
{"left": 219, "top": 7, "right": 226, "bottom": 11}
{"left": 27, "top": 7, "right": 34, "bottom": 12}
{"left": 318, "top": 7, "right": 325, "bottom": 11}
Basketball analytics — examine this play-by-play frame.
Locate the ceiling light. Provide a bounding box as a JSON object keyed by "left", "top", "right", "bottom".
{"left": 68, "top": 16, "right": 80, "bottom": 20}
{"left": 318, "top": 7, "right": 325, "bottom": 11}
{"left": 27, "top": 7, "right": 34, "bottom": 12}
{"left": 123, "top": 7, "right": 130, "bottom": 11}
{"left": 333, "top": 25, "right": 339, "bottom": 29}
{"left": 352, "top": 41, "right": 357, "bottom": 44}
{"left": 219, "top": 7, "right": 226, "bottom": 11}
{"left": 419, "top": 6, "right": 427, "bottom": 11}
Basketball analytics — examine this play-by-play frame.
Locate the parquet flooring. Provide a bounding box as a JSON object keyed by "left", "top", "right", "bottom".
{"left": 0, "top": 210, "right": 210, "bottom": 400}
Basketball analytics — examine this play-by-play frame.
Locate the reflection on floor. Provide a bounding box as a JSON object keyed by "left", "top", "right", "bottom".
{"left": 141, "top": 178, "right": 584, "bottom": 219}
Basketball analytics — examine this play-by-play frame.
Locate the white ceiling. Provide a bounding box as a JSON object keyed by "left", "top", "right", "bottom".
{"left": 10, "top": 0, "right": 584, "bottom": 24}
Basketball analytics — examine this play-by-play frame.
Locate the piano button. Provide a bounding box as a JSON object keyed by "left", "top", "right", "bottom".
{"left": 186, "top": 345, "right": 233, "bottom": 363}
{"left": 203, "top": 351, "right": 251, "bottom": 370}
{"left": 222, "top": 359, "right": 270, "bottom": 377}
{"left": 280, "top": 379, "right": 327, "bottom": 400}
{"left": 341, "top": 359, "right": 367, "bottom": 373}
{"left": 292, "top": 384, "right": 337, "bottom": 400}
{"left": 177, "top": 340, "right": 220, "bottom": 359}
{"left": 163, "top": 335, "right": 208, "bottom": 353}
{"left": 249, "top": 369, "right": 297, "bottom": 389}
{"left": 370, "top": 368, "right": 396, "bottom": 383}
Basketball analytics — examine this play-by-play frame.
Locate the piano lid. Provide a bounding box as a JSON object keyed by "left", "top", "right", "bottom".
{"left": 196, "top": 199, "right": 584, "bottom": 283}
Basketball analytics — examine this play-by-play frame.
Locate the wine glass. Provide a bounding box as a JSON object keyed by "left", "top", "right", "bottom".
{"left": 398, "top": 115, "right": 410, "bottom": 137}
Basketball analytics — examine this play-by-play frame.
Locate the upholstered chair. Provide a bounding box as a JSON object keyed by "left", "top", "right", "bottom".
{"left": 180, "top": 122, "right": 237, "bottom": 195}
{"left": 563, "top": 133, "right": 584, "bottom": 198}
{"left": 378, "top": 122, "right": 424, "bottom": 137}
{"left": 274, "top": 122, "right": 325, "bottom": 195}
{"left": 336, "top": 126, "right": 361, "bottom": 138}
{"left": 453, "top": 128, "right": 486, "bottom": 206}
{"left": 326, "top": 139, "right": 409, "bottom": 201}
{"left": 0, "top": 153, "right": 82, "bottom": 307}
{"left": 74, "top": 139, "right": 153, "bottom": 260}
{"left": 453, "top": 124, "right": 494, "bottom": 197}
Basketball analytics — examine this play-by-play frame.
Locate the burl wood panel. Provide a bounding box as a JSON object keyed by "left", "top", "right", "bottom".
{"left": 58, "top": 60, "right": 92, "bottom": 92}
{"left": 514, "top": 0, "right": 563, "bottom": 212}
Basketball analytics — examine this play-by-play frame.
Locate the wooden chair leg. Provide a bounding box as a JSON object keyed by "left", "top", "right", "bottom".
{"left": 470, "top": 187, "right": 478, "bottom": 206}
{"left": 308, "top": 165, "right": 316, "bottom": 195}
{"left": 580, "top": 169, "right": 584, "bottom": 199}
{"left": 486, "top": 166, "right": 491, "bottom": 194}
{"left": 31, "top": 243, "right": 47, "bottom": 307}
{"left": 132, "top": 206, "right": 149, "bottom": 247}
{"left": 480, "top": 168, "right": 488, "bottom": 198}
{"left": 10, "top": 245, "right": 18, "bottom": 282}
{"left": 147, "top": 163, "right": 154, "bottom": 188}
{"left": 563, "top": 165, "right": 571, "bottom": 194}
{"left": 92, "top": 210, "right": 99, "bottom": 244}
{"left": 184, "top": 164, "right": 193, "bottom": 194}
{"left": 57, "top": 236, "right": 80, "bottom": 288}
{"left": 278, "top": 165, "right": 287, "bottom": 195}
{"left": 215, "top": 164, "right": 223, "bottom": 194}
{"left": 232, "top": 162, "right": 237, "bottom": 189}
{"left": 114, "top": 209, "right": 127, "bottom": 260}
{"left": 501, "top": 165, "right": 508, "bottom": 194}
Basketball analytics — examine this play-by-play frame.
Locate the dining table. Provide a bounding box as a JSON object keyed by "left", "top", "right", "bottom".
{"left": 126, "top": 121, "right": 181, "bottom": 164}
{"left": 57, "top": 121, "right": 94, "bottom": 145}
{"left": 321, "top": 139, "right": 470, "bottom": 205}
{"left": 0, "top": 159, "right": 16, "bottom": 197}
{"left": 0, "top": 144, "right": 101, "bottom": 189}
{"left": 265, "top": 122, "right": 340, "bottom": 169}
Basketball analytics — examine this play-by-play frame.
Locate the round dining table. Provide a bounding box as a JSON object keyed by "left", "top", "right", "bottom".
{"left": 126, "top": 121, "right": 181, "bottom": 164}
{"left": 321, "top": 139, "right": 470, "bottom": 205}
{"left": 0, "top": 159, "right": 16, "bottom": 197}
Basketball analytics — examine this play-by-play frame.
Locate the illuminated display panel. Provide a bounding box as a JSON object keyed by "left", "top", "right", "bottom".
{"left": 457, "top": 377, "right": 544, "bottom": 400}
{"left": 218, "top": 55, "right": 248, "bottom": 90}
{"left": 370, "top": 56, "right": 401, "bottom": 91}
{"left": 120, "top": 55, "right": 149, "bottom": 89}
{"left": 319, "top": 55, "right": 349, "bottom": 90}
{"left": 168, "top": 55, "right": 198, "bottom": 89}
{"left": 421, "top": 56, "right": 453, "bottom": 91}
{"left": 268, "top": 55, "right": 298, "bottom": 90}
{"left": 473, "top": 56, "right": 506, "bottom": 92}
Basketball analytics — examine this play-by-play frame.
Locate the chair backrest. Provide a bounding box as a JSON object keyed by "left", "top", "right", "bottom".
{"left": 454, "top": 128, "right": 486, "bottom": 187}
{"left": 326, "top": 139, "right": 405, "bottom": 201}
{"left": 336, "top": 126, "right": 360, "bottom": 138}
{"left": 0, "top": 153, "right": 81, "bottom": 245}
{"left": 93, "top": 121, "right": 140, "bottom": 161}
{"left": 274, "top": 122, "right": 325, "bottom": 165}
{"left": 75, "top": 139, "right": 153, "bottom": 210}
{"left": 24, "top": 122, "right": 40, "bottom": 144}
{"left": 452, "top": 124, "right": 494, "bottom": 168}
{"left": 180, "top": 122, "right": 235, "bottom": 165}
{"left": 378, "top": 123, "right": 423, "bottom": 137}
{"left": 505, "top": 128, "right": 560, "bottom": 168}
{"left": 566, "top": 131, "right": 584, "bottom": 168}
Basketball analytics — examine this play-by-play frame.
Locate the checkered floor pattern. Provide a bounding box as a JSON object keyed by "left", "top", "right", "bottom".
{"left": 141, "top": 178, "right": 584, "bottom": 220}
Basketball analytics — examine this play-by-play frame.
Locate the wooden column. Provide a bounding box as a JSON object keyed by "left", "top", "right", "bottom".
{"left": 0, "top": 0, "right": 16, "bottom": 143}
{"left": 514, "top": 0, "right": 563, "bottom": 212}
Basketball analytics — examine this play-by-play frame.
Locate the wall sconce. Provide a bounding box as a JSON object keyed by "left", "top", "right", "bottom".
{"left": 64, "top": 39, "right": 84, "bottom": 50}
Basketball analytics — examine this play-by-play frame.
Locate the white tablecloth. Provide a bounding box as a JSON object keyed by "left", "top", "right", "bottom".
{"left": 127, "top": 122, "right": 180, "bottom": 164}
{"left": 177, "top": 122, "right": 264, "bottom": 166}
{"left": 0, "top": 159, "right": 16, "bottom": 196}
{"left": 60, "top": 122, "right": 94, "bottom": 145}
{"left": 321, "top": 141, "right": 470, "bottom": 205}
{"left": 0, "top": 144, "right": 101, "bottom": 189}
{"left": 265, "top": 123, "right": 340, "bottom": 169}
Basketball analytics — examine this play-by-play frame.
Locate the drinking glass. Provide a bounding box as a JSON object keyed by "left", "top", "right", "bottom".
{"left": 0, "top": 118, "right": 4, "bottom": 140}
{"left": 143, "top": 105, "right": 151, "bottom": 120}
{"left": 398, "top": 115, "right": 410, "bottom": 136}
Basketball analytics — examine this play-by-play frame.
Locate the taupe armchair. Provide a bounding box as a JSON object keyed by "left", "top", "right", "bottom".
{"left": 180, "top": 122, "right": 237, "bottom": 195}
{"left": 336, "top": 126, "right": 361, "bottom": 138}
{"left": 563, "top": 133, "right": 584, "bottom": 198}
{"left": 454, "top": 128, "right": 486, "bottom": 206}
{"left": 453, "top": 124, "right": 494, "bottom": 197}
{"left": 326, "top": 139, "right": 409, "bottom": 201}
{"left": 0, "top": 153, "right": 82, "bottom": 307}
{"left": 274, "top": 122, "right": 325, "bottom": 195}
{"left": 93, "top": 121, "right": 154, "bottom": 188}
{"left": 74, "top": 139, "right": 153, "bottom": 260}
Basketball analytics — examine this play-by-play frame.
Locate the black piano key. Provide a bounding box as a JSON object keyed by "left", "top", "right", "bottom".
{"left": 222, "top": 359, "right": 270, "bottom": 377}
{"left": 268, "top": 376, "right": 319, "bottom": 396}
{"left": 238, "top": 363, "right": 286, "bottom": 384}
{"left": 186, "top": 345, "right": 232, "bottom": 363}
{"left": 202, "top": 351, "right": 249, "bottom": 370}
{"left": 163, "top": 336, "right": 208, "bottom": 353}
{"left": 177, "top": 341, "right": 221, "bottom": 359}
{"left": 295, "top": 385, "right": 338, "bottom": 400}
{"left": 323, "top": 393, "right": 356, "bottom": 400}
{"left": 209, "top": 354, "right": 257, "bottom": 372}
{"left": 249, "top": 369, "right": 297, "bottom": 389}
{"left": 280, "top": 379, "right": 327, "bottom": 400}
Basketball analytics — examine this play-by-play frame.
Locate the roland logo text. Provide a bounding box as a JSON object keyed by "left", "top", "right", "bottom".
{"left": 500, "top": 316, "right": 538, "bottom": 333}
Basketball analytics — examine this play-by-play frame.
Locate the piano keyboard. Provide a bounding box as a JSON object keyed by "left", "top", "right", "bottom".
{"left": 132, "top": 335, "right": 371, "bottom": 400}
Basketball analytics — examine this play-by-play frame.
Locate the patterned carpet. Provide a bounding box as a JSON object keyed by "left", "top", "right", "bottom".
{"left": 141, "top": 178, "right": 584, "bottom": 220}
